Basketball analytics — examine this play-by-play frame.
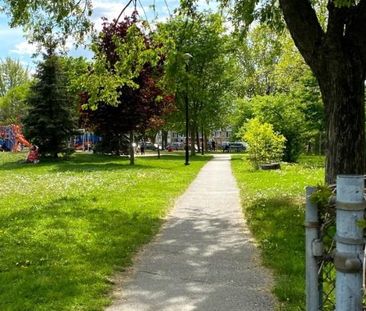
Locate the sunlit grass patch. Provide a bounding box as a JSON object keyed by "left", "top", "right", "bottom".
{"left": 0, "top": 152, "right": 210, "bottom": 310}
{"left": 231, "top": 155, "right": 324, "bottom": 311}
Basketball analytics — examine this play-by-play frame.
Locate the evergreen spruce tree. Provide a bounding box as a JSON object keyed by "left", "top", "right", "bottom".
{"left": 23, "top": 52, "right": 76, "bottom": 158}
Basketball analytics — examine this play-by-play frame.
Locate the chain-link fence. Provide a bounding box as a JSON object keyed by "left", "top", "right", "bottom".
{"left": 306, "top": 181, "right": 366, "bottom": 311}
{"left": 318, "top": 202, "right": 336, "bottom": 310}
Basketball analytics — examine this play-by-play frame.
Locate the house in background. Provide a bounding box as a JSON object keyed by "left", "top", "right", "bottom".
{"left": 211, "top": 128, "right": 232, "bottom": 146}
{"left": 155, "top": 127, "right": 232, "bottom": 149}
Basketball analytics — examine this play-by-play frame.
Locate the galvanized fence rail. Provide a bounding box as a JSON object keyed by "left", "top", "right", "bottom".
{"left": 306, "top": 176, "right": 366, "bottom": 311}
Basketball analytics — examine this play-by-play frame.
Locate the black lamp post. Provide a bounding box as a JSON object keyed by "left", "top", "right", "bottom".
{"left": 183, "top": 53, "right": 192, "bottom": 166}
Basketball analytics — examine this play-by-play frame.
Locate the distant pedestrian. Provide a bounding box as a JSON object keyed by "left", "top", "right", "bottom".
{"left": 140, "top": 144, "right": 145, "bottom": 155}
{"left": 211, "top": 141, "right": 216, "bottom": 151}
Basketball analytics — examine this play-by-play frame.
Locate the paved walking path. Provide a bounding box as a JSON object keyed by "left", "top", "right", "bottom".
{"left": 107, "top": 154, "right": 275, "bottom": 311}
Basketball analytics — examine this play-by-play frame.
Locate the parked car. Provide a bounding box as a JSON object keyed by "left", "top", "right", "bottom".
{"left": 166, "top": 142, "right": 184, "bottom": 151}
{"left": 143, "top": 142, "right": 156, "bottom": 150}
{"left": 222, "top": 142, "right": 247, "bottom": 152}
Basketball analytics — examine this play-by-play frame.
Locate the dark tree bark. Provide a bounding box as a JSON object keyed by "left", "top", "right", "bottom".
{"left": 129, "top": 130, "right": 135, "bottom": 165}
{"left": 319, "top": 56, "right": 365, "bottom": 184}
{"left": 279, "top": 0, "right": 366, "bottom": 184}
{"left": 162, "top": 130, "right": 168, "bottom": 149}
{"left": 201, "top": 126, "right": 204, "bottom": 155}
{"left": 190, "top": 121, "right": 196, "bottom": 156}
{"left": 196, "top": 129, "right": 200, "bottom": 153}
{"left": 204, "top": 132, "right": 208, "bottom": 152}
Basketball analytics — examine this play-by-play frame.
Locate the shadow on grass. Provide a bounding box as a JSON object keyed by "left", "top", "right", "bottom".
{"left": 0, "top": 196, "right": 162, "bottom": 310}
{"left": 53, "top": 162, "right": 158, "bottom": 173}
{"left": 138, "top": 154, "right": 211, "bottom": 162}
{"left": 0, "top": 153, "right": 210, "bottom": 173}
{"left": 245, "top": 196, "right": 305, "bottom": 309}
{"left": 53, "top": 154, "right": 210, "bottom": 173}
{"left": 0, "top": 153, "right": 130, "bottom": 171}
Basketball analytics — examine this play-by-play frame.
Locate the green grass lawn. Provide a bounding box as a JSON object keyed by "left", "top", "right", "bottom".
{"left": 0, "top": 152, "right": 210, "bottom": 311}
{"left": 231, "top": 155, "right": 324, "bottom": 311}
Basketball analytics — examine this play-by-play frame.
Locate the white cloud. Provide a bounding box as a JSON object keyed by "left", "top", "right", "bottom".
{"left": 0, "top": 28, "right": 23, "bottom": 37}
{"left": 92, "top": 0, "right": 136, "bottom": 30}
{"left": 93, "top": 0, "right": 127, "bottom": 20}
{"left": 90, "top": 0, "right": 177, "bottom": 31}
{"left": 10, "top": 41, "right": 38, "bottom": 56}
{"left": 197, "top": 0, "right": 216, "bottom": 10}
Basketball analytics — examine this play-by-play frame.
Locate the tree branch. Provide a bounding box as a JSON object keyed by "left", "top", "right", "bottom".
{"left": 346, "top": 0, "right": 366, "bottom": 72}
{"left": 279, "top": 0, "right": 324, "bottom": 72}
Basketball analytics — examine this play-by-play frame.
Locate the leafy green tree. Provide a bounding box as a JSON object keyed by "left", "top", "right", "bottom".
{"left": 81, "top": 14, "right": 174, "bottom": 163}
{"left": 234, "top": 25, "right": 283, "bottom": 97}
{"left": 0, "top": 82, "right": 31, "bottom": 124}
{"left": 0, "top": 58, "right": 30, "bottom": 97}
{"left": 59, "top": 57, "right": 89, "bottom": 100}
{"left": 230, "top": 97, "right": 254, "bottom": 140}
{"left": 271, "top": 35, "right": 325, "bottom": 153}
{"left": 81, "top": 14, "right": 160, "bottom": 110}
{"left": 1, "top": 0, "right": 92, "bottom": 47}
{"left": 243, "top": 118, "right": 286, "bottom": 169}
{"left": 157, "top": 12, "right": 237, "bottom": 154}
{"left": 251, "top": 94, "right": 305, "bottom": 162}
{"left": 228, "top": 0, "right": 366, "bottom": 183}
{"left": 23, "top": 52, "right": 76, "bottom": 157}
{"left": 293, "top": 67, "right": 325, "bottom": 155}
{"left": 58, "top": 56, "right": 90, "bottom": 123}
{"left": 232, "top": 26, "right": 324, "bottom": 160}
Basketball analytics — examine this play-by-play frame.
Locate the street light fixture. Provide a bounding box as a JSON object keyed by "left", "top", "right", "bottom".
{"left": 183, "top": 53, "right": 192, "bottom": 166}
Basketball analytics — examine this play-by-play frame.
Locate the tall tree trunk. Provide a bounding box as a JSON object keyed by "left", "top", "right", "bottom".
{"left": 190, "top": 122, "right": 196, "bottom": 156}
{"left": 204, "top": 132, "right": 208, "bottom": 152}
{"left": 129, "top": 130, "right": 135, "bottom": 165}
{"left": 196, "top": 129, "right": 200, "bottom": 153}
{"left": 201, "top": 126, "right": 204, "bottom": 155}
{"left": 279, "top": 0, "right": 366, "bottom": 184}
{"left": 116, "top": 134, "right": 120, "bottom": 156}
{"left": 162, "top": 130, "right": 168, "bottom": 149}
{"left": 318, "top": 64, "right": 365, "bottom": 184}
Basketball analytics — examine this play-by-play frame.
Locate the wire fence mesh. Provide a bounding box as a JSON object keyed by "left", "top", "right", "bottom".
{"left": 318, "top": 204, "right": 336, "bottom": 311}
{"left": 311, "top": 183, "right": 366, "bottom": 310}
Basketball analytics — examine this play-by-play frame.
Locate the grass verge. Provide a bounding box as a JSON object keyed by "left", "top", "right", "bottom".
{"left": 231, "top": 155, "right": 324, "bottom": 311}
{"left": 0, "top": 152, "right": 210, "bottom": 311}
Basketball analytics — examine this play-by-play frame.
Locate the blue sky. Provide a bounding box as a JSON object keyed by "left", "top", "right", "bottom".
{"left": 0, "top": 0, "right": 185, "bottom": 71}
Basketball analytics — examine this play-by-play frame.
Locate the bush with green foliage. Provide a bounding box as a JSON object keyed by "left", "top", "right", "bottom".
{"left": 251, "top": 95, "right": 306, "bottom": 163}
{"left": 23, "top": 53, "right": 76, "bottom": 158}
{"left": 243, "top": 118, "right": 286, "bottom": 169}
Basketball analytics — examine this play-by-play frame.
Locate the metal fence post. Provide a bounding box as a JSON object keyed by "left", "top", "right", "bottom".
{"left": 335, "top": 175, "right": 365, "bottom": 311}
{"left": 306, "top": 186, "right": 320, "bottom": 311}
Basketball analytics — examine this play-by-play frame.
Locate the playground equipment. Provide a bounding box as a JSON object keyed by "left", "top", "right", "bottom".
{"left": 0, "top": 126, "right": 101, "bottom": 153}
{"left": 0, "top": 125, "right": 31, "bottom": 152}
{"left": 73, "top": 129, "right": 101, "bottom": 151}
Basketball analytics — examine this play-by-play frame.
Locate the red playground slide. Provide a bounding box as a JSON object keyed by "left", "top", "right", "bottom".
{"left": 12, "top": 125, "right": 31, "bottom": 151}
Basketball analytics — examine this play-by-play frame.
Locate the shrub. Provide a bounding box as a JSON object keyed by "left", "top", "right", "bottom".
{"left": 243, "top": 118, "right": 286, "bottom": 169}
{"left": 251, "top": 94, "right": 306, "bottom": 162}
